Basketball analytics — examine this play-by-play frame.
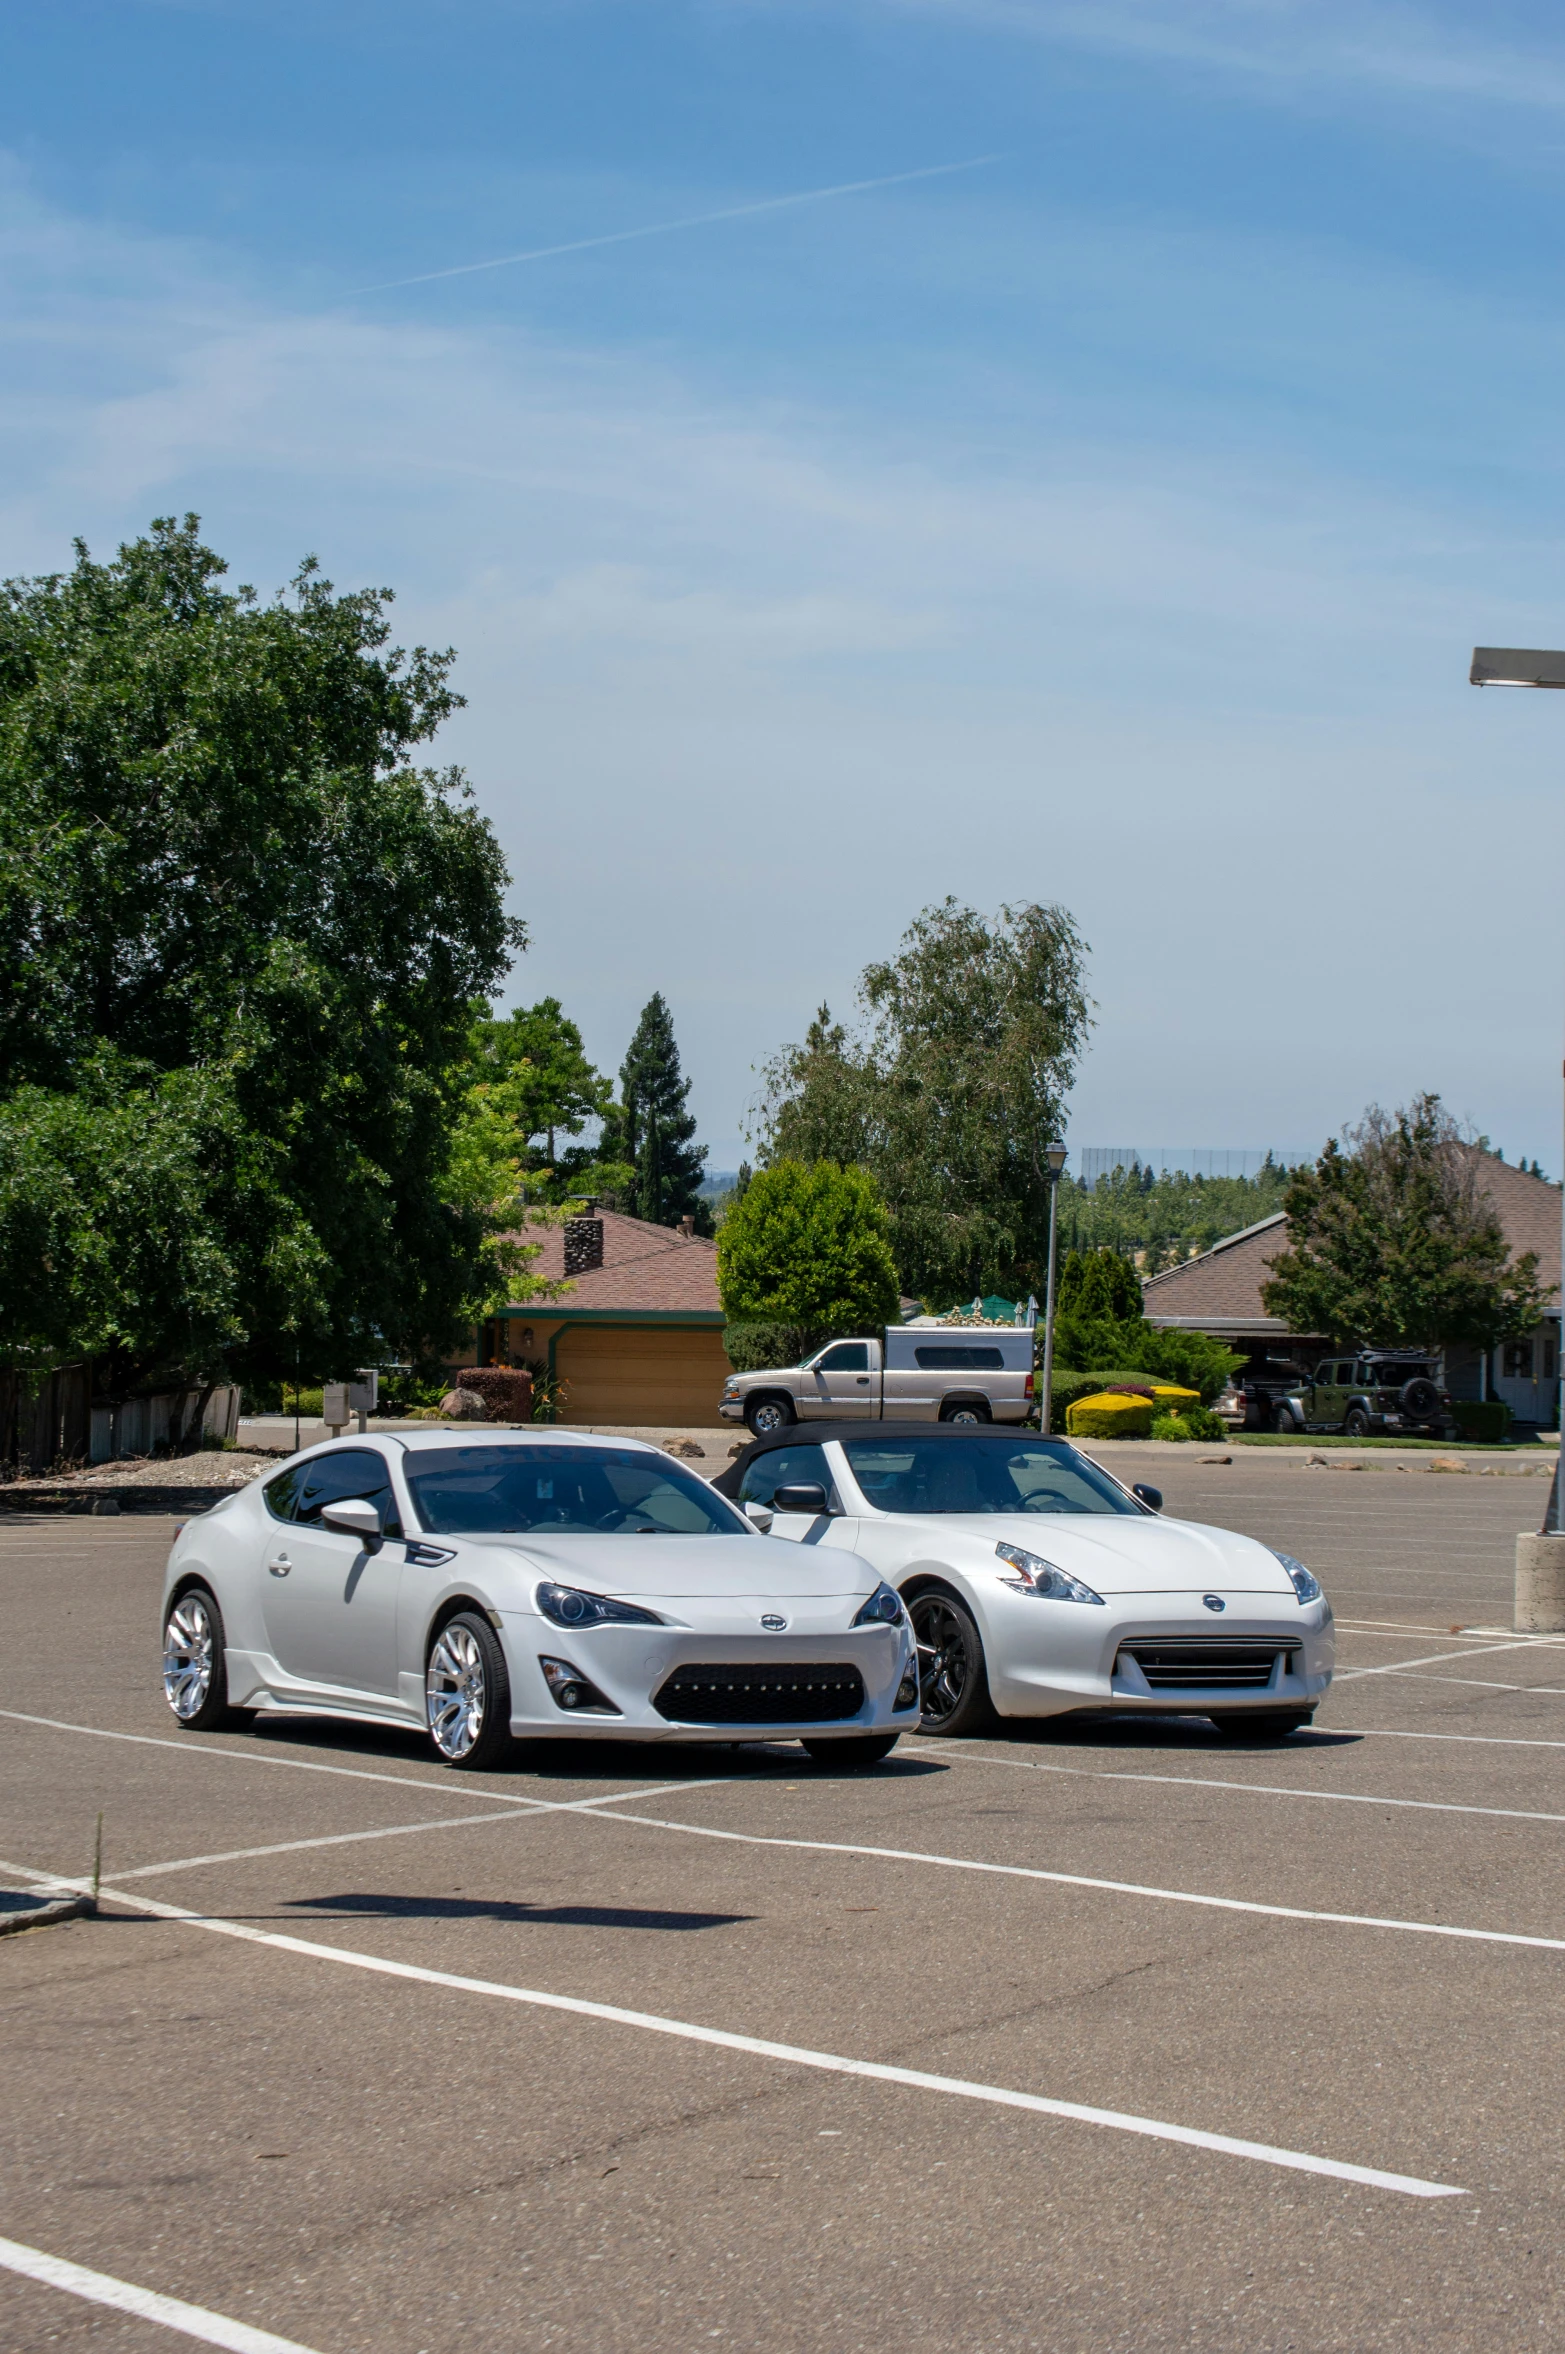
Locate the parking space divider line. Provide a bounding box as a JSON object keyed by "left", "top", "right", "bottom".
{"left": 0, "top": 2232, "right": 323, "bottom": 2354}
{"left": 0, "top": 1866, "right": 1465, "bottom": 2202}
{"left": 1351, "top": 1728, "right": 1565, "bottom": 1751}
{"left": 1337, "top": 1640, "right": 1560, "bottom": 1680}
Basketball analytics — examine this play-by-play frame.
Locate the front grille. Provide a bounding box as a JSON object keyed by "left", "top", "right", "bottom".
{"left": 653, "top": 1663, "right": 866, "bottom": 1725}
{"left": 1118, "top": 1638, "right": 1299, "bottom": 1691}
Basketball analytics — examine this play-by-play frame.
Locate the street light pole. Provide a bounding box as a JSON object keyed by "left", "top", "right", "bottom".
{"left": 1039, "top": 1142, "right": 1068, "bottom": 1434}
{"left": 1470, "top": 651, "right": 1565, "bottom": 1561}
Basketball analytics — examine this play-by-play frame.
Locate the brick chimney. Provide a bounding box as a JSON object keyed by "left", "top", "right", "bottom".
{"left": 564, "top": 1213, "right": 604, "bottom": 1273}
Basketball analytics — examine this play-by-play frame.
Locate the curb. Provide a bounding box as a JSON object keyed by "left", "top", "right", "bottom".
{"left": 0, "top": 1894, "right": 95, "bottom": 1938}
{"left": 0, "top": 1488, "right": 243, "bottom": 1516}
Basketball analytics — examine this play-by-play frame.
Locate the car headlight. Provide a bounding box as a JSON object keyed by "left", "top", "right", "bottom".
{"left": 1272, "top": 1550, "right": 1322, "bottom": 1604}
{"left": 535, "top": 1582, "right": 664, "bottom": 1628}
{"left": 852, "top": 1581, "right": 906, "bottom": 1627}
{"left": 994, "top": 1542, "right": 1105, "bottom": 1604}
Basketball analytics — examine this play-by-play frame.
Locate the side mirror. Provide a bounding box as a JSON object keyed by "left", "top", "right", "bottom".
{"left": 1132, "top": 1483, "right": 1163, "bottom": 1513}
{"left": 321, "top": 1497, "right": 385, "bottom": 1552}
{"left": 773, "top": 1482, "right": 829, "bottom": 1516}
{"left": 742, "top": 1500, "right": 774, "bottom": 1532}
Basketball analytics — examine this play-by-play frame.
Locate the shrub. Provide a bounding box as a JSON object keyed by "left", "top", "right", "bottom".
{"left": 723, "top": 1321, "right": 857, "bottom": 1373}
{"left": 1449, "top": 1399, "right": 1511, "bottom": 1443}
{"left": 1150, "top": 1411, "right": 1192, "bottom": 1442}
{"left": 447, "top": 1366, "right": 535, "bottom": 1421}
{"left": 1050, "top": 1368, "right": 1165, "bottom": 1418}
{"left": 717, "top": 1160, "right": 901, "bottom": 1327}
{"left": 1066, "top": 1392, "right": 1154, "bottom": 1440}
{"left": 1151, "top": 1404, "right": 1229, "bottom": 1442}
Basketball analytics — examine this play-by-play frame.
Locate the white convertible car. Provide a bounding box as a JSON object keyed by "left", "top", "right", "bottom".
{"left": 160, "top": 1431, "right": 918, "bottom": 1769}
{"left": 714, "top": 1424, "right": 1333, "bottom": 1740}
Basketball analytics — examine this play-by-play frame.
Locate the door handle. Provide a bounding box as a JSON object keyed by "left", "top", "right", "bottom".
{"left": 267, "top": 1554, "right": 292, "bottom": 1578}
{"left": 855, "top": 1377, "right": 869, "bottom": 1385}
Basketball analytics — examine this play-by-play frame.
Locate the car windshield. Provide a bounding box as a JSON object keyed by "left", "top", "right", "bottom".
{"left": 403, "top": 1445, "right": 748, "bottom": 1536}
{"left": 840, "top": 1437, "right": 1144, "bottom": 1517}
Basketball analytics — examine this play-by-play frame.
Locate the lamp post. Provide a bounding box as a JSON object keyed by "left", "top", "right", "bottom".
{"left": 1470, "top": 649, "right": 1565, "bottom": 1620}
{"left": 1039, "top": 1142, "right": 1069, "bottom": 1433}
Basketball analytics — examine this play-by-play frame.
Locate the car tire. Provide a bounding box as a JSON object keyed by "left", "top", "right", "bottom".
{"left": 1272, "top": 1406, "right": 1297, "bottom": 1434}
{"left": 938, "top": 1401, "right": 991, "bottom": 1425}
{"left": 1344, "top": 1408, "right": 1370, "bottom": 1439}
{"left": 744, "top": 1394, "right": 795, "bottom": 1437}
{"left": 1212, "top": 1710, "right": 1314, "bottom": 1742}
{"left": 909, "top": 1589, "right": 995, "bottom": 1737}
{"left": 426, "top": 1610, "right": 514, "bottom": 1771}
{"left": 801, "top": 1733, "right": 901, "bottom": 1768}
{"left": 162, "top": 1583, "right": 251, "bottom": 1732}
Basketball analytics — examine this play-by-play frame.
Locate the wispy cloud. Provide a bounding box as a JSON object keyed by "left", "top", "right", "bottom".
{"left": 868, "top": 0, "right": 1565, "bottom": 114}
{"left": 357, "top": 156, "right": 1003, "bottom": 293}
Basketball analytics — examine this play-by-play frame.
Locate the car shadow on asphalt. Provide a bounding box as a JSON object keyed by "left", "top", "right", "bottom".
{"left": 965, "top": 1716, "right": 1362, "bottom": 1755}
{"left": 286, "top": 1893, "right": 754, "bottom": 1930}
{"left": 240, "top": 1718, "right": 948, "bottom": 1785}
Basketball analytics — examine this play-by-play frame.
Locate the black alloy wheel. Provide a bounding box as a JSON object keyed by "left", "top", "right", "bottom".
{"left": 909, "top": 1590, "right": 994, "bottom": 1737}
{"left": 1344, "top": 1407, "right": 1371, "bottom": 1439}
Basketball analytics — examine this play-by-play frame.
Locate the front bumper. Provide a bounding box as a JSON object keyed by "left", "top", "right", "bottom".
{"left": 976, "top": 1584, "right": 1334, "bottom": 1720}
{"left": 498, "top": 1616, "right": 917, "bottom": 1740}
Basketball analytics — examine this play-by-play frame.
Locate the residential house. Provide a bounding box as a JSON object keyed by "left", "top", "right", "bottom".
{"left": 1142, "top": 1150, "right": 1562, "bottom": 1432}
{"left": 476, "top": 1204, "right": 731, "bottom": 1427}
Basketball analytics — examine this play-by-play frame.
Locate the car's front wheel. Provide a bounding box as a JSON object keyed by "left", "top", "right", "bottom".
{"left": 802, "top": 1733, "right": 901, "bottom": 1768}
{"left": 162, "top": 1584, "right": 251, "bottom": 1732}
{"left": 744, "top": 1394, "right": 795, "bottom": 1437}
{"left": 426, "top": 1611, "right": 514, "bottom": 1770}
{"left": 909, "top": 1589, "right": 994, "bottom": 1737}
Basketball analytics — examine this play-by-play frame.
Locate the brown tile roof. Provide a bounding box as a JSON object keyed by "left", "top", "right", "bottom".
{"left": 506, "top": 1208, "right": 723, "bottom": 1317}
{"left": 1142, "top": 1151, "right": 1561, "bottom": 1333}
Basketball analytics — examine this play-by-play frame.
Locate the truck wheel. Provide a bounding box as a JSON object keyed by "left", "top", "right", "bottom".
{"left": 1272, "top": 1407, "right": 1297, "bottom": 1434}
{"left": 939, "top": 1400, "right": 991, "bottom": 1425}
{"left": 1344, "top": 1407, "right": 1370, "bottom": 1439}
{"left": 744, "top": 1394, "right": 795, "bottom": 1436}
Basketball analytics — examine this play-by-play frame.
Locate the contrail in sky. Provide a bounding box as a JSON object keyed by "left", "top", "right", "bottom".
{"left": 357, "top": 156, "right": 1002, "bottom": 293}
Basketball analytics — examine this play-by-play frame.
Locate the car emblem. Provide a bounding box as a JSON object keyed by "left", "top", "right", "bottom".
{"left": 761, "top": 1613, "right": 788, "bottom": 1631}
{"left": 1203, "top": 1594, "right": 1226, "bottom": 1613}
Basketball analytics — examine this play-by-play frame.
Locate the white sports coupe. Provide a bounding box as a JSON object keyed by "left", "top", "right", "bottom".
{"left": 714, "top": 1424, "right": 1333, "bottom": 1740}
{"left": 160, "top": 1430, "right": 918, "bottom": 1769}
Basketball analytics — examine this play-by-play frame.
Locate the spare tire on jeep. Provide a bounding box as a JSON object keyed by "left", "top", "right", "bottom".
{"left": 1400, "top": 1375, "right": 1442, "bottom": 1425}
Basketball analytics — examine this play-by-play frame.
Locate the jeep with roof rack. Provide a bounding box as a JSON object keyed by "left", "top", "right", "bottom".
{"left": 1228, "top": 1351, "right": 1451, "bottom": 1439}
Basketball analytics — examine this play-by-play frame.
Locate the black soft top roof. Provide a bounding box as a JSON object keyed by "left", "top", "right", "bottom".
{"left": 712, "top": 1422, "right": 1069, "bottom": 1499}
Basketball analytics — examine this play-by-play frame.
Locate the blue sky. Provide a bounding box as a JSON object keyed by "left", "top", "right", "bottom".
{"left": 7, "top": 1, "right": 1565, "bottom": 1171}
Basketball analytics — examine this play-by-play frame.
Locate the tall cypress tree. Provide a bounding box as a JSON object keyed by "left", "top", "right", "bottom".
{"left": 618, "top": 994, "right": 707, "bottom": 1228}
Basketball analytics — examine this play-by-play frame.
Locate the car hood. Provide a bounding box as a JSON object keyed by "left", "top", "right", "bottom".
{"left": 456, "top": 1530, "right": 877, "bottom": 1601}
{"left": 896, "top": 1514, "right": 1300, "bottom": 1598}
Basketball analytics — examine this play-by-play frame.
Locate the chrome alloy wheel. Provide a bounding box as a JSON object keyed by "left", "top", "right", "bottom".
{"left": 910, "top": 1594, "right": 971, "bottom": 1728}
{"left": 427, "top": 1621, "right": 487, "bottom": 1761}
{"left": 163, "top": 1593, "right": 215, "bottom": 1721}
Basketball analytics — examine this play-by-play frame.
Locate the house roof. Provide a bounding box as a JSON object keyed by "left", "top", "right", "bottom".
{"left": 1142, "top": 1152, "right": 1562, "bottom": 1336}
{"left": 500, "top": 1208, "right": 723, "bottom": 1319}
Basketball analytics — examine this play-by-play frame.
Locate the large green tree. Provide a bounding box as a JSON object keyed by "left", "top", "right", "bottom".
{"left": 609, "top": 993, "right": 707, "bottom": 1229}
{"left": 0, "top": 516, "right": 529, "bottom": 1385}
{"left": 717, "top": 1160, "right": 900, "bottom": 1328}
{"left": 1261, "top": 1095, "right": 1553, "bottom": 1349}
{"left": 756, "top": 898, "right": 1091, "bottom": 1302}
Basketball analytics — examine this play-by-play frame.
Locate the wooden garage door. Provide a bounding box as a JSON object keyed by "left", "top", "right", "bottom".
{"left": 556, "top": 1325, "right": 733, "bottom": 1428}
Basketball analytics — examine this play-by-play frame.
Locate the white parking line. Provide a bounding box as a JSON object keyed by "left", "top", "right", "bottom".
{"left": 1364, "top": 1674, "right": 1565, "bottom": 1696}
{"left": 1336, "top": 1639, "right": 1559, "bottom": 1680}
{"left": 1352, "top": 1728, "right": 1565, "bottom": 1752}
{"left": 0, "top": 2233, "right": 321, "bottom": 2354}
{"left": 0, "top": 1864, "right": 1464, "bottom": 2201}
{"left": 907, "top": 1741, "right": 1565, "bottom": 1826}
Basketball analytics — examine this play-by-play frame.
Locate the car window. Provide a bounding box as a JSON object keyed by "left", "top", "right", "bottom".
{"left": 294, "top": 1448, "right": 403, "bottom": 1539}
{"left": 402, "top": 1444, "right": 748, "bottom": 1536}
{"left": 816, "top": 1343, "right": 870, "bottom": 1373}
{"left": 1335, "top": 1363, "right": 1353, "bottom": 1385}
{"left": 912, "top": 1345, "right": 1006, "bottom": 1369}
{"left": 1313, "top": 1363, "right": 1333, "bottom": 1386}
{"left": 736, "top": 1444, "right": 842, "bottom": 1512}
{"left": 841, "top": 1437, "right": 1142, "bottom": 1516}
{"left": 263, "top": 1464, "right": 305, "bottom": 1523}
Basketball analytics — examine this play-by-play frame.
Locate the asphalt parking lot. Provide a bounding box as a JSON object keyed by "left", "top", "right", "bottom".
{"left": 4, "top": 1461, "right": 1565, "bottom": 2352}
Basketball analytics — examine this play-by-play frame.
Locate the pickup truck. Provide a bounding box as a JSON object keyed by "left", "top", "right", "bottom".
{"left": 719, "top": 1328, "right": 1036, "bottom": 1436}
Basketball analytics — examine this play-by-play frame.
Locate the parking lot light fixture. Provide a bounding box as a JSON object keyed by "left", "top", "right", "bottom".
{"left": 1039, "top": 1143, "right": 1069, "bottom": 1435}
{"left": 1470, "top": 646, "right": 1565, "bottom": 1555}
